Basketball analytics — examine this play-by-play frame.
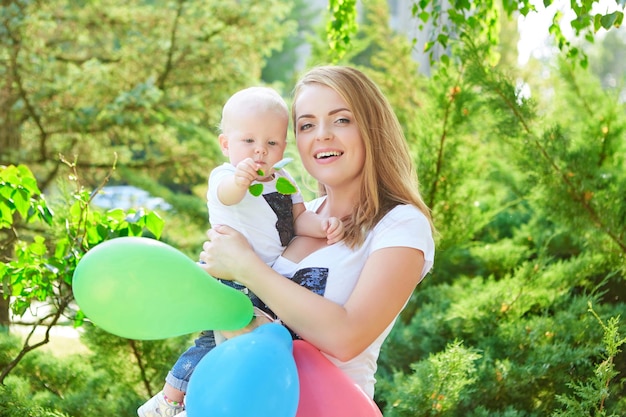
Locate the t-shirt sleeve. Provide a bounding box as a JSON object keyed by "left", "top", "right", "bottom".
{"left": 207, "top": 163, "right": 235, "bottom": 206}
{"left": 304, "top": 196, "right": 326, "bottom": 212}
{"left": 370, "top": 205, "right": 435, "bottom": 278}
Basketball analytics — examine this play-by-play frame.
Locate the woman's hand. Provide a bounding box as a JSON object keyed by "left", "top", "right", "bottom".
{"left": 199, "top": 225, "right": 259, "bottom": 284}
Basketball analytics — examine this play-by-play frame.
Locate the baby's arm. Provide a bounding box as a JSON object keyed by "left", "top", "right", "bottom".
{"left": 293, "top": 202, "right": 345, "bottom": 245}
{"left": 217, "top": 158, "right": 259, "bottom": 206}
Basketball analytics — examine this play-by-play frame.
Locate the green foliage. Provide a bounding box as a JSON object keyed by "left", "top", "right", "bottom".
{"left": 0, "top": 163, "right": 169, "bottom": 387}
{"left": 0, "top": 325, "right": 191, "bottom": 416}
{"left": 77, "top": 325, "right": 192, "bottom": 415}
{"left": 379, "top": 257, "right": 626, "bottom": 415}
{"left": 1, "top": 164, "right": 164, "bottom": 318}
{"left": 261, "top": 0, "right": 314, "bottom": 88}
{"left": 406, "top": 0, "right": 625, "bottom": 67}
{"left": 381, "top": 341, "right": 481, "bottom": 417}
{"left": 0, "top": 0, "right": 295, "bottom": 206}
{"left": 327, "top": 0, "right": 358, "bottom": 63}
{"left": 552, "top": 305, "right": 626, "bottom": 417}
{"left": 0, "top": 383, "right": 69, "bottom": 417}
{"left": 0, "top": 165, "right": 53, "bottom": 229}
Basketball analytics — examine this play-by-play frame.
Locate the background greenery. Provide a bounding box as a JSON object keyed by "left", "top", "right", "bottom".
{"left": 1, "top": 0, "right": 625, "bottom": 416}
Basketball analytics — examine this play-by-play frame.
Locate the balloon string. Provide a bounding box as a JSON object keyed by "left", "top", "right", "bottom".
{"left": 254, "top": 308, "right": 282, "bottom": 326}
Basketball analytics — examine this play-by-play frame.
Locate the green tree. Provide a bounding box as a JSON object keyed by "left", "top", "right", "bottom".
{"left": 313, "top": 0, "right": 626, "bottom": 415}
{"left": 0, "top": 163, "right": 165, "bottom": 383}
{"left": 261, "top": 0, "right": 316, "bottom": 90}
{"left": 0, "top": 0, "right": 294, "bottom": 327}
{"left": 324, "top": 0, "right": 625, "bottom": 68}
{"left": 0, "top": 0, "right": 293, "bottom": 185}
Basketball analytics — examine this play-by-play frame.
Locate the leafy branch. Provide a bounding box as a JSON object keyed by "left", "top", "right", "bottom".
{"left": 248, "top": 157, "right": 297, "bottom": 197}
{"left": 327, "top": 0, "right": 358, "bottom": 63}
{"left": 552, "top": 302, "right": 625, "bottom": 417}
{"left": 409, "top": 0, "right": 625, "bottom": 67}
{"left": 0, "top": 162, "right": 165, "bottom": 383}
{"left": 463, "top": 41, "right": 626, "bottom": 254}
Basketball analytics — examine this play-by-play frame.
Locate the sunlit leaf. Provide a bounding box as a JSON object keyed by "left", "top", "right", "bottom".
{"left": 12, "top": 188, "right": 30, "bottom": 219}
{"left": 146, "top": 211, "right": 165, "bottom": 239}
{"left": 276, "top": 177, "right": 297, "bottom": 195}
{"left": 249, "top": 183, "right": 264, "bottom": 196}
{"left": 600, "top": 12, "right": 619, "bottom": 29}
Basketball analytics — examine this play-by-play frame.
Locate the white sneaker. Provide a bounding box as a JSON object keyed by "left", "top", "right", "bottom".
{"left": 137, "top": 391, "right": 185, "bottom": 417}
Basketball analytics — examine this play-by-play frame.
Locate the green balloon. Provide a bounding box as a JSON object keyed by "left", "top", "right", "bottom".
{"left": 72, "top": 237, "right": 254, "bottom": 340}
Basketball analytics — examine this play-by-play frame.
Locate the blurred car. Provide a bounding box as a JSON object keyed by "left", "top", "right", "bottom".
{"left": 91, "top": 185, "right": 172, "bottom": 211}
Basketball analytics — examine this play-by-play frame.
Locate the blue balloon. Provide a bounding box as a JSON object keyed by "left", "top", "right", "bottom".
{"left": 186, "top": 323, "right": 299, "bottom": 417}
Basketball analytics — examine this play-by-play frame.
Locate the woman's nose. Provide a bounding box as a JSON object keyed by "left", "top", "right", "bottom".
{"left": 316, "top": 124, "right": 332, "bottom": 141}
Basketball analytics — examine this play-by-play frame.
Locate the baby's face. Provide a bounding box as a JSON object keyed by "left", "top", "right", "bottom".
{"left": 221, "top": 107, "right": 288, "bottom": 176}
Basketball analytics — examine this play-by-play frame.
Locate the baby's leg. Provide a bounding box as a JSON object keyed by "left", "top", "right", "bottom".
{"left": 137, "top": 331, "right": 217, "bottom": 416}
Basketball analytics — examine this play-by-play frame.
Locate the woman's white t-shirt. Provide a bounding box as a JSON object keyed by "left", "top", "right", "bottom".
{"left": 272, "top": 198, "right": 435, "bottom": 398}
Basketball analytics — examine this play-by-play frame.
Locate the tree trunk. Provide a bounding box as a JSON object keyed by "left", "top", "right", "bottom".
{"left": 0, "top": 24, "right": 21, "bottom": 329}
{"left": 0, "top": 45, "right": 21, "bottom": 165}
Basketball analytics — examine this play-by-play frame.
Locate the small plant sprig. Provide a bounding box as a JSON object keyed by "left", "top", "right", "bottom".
{"left": 552, "top": 302, "right": 626, "bottom": 417}
{"left": 249, "top": 157, "right": 297, "bottom": 196}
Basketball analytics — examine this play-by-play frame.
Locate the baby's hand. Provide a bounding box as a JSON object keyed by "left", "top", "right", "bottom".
{"left": 233, "top": 158, "right": 261, "bottom": 188}
{"left": 323, "top": 216, "right": 344, "bottom": 245}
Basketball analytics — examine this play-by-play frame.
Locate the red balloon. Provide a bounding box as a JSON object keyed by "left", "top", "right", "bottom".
{"left": 293, "top": 340, "right": 383, "bottom": 417}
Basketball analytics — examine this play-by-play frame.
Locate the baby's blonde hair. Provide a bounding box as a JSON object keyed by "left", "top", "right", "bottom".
{"left": 219, "top": 87, "right": 289, "bottom": 133}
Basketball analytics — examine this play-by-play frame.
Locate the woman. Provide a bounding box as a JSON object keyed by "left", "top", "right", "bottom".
{"left": 200, "top": 65, "right": 435, "bottom": 398}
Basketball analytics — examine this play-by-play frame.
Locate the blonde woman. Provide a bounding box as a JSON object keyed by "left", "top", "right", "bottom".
{"left": 200, "top": 65, "right": 435, "bottom": 400}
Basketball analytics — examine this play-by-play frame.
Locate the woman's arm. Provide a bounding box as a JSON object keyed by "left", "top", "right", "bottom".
{"left": 199, "top": 225, "right": 424, "bottom": 361}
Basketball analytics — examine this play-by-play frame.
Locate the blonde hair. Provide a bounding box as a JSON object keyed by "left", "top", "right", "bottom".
{"left": 292, "top": 65, "right": 434, "bottom": 247}
{"left": 219, "top": 86, "right": 288, "bottom": 133}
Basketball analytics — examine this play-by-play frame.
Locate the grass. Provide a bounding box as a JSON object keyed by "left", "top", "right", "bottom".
{"left": 11, "top": 324, "right": 90, "bottom": 356}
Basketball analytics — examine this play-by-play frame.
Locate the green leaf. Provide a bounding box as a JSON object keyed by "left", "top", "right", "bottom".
{"left": 600, "top": 12, "right": 619, "bottom": 30}
{"left": 0, "top": 203, "right": 12, "bottom": 228}
{"left": 12, "top": 188, "right": 30, "bottom": 219}
{"left": 106, "top": 208, "right": 126, "bottom": 222}
{"left": 249, "top": 183, "right": 264, "bottom": 196}
{"left": 128, "top": 223, "right": 143, "bottom": 236}
{"left": 146, "top": 211, "right": 164, "bottom": 239}
{"left": 36, "top": 204, "right": 54, "bottom": 225}
{"left": 276, "top": 177, "right": 297, "bottom": 195}
{"left": 29, "top": 238, "right": 47, "bottom": 256}
{"left": 594, "top": 14, "right": 602, "bottom": 31}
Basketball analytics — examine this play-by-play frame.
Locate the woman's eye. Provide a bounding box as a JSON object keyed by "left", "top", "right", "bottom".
{"left": 299, "top": 123, "right": 312, "bottom": 131}
{"left": 337, "top": 117, "right": 350, "bottom": 124}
